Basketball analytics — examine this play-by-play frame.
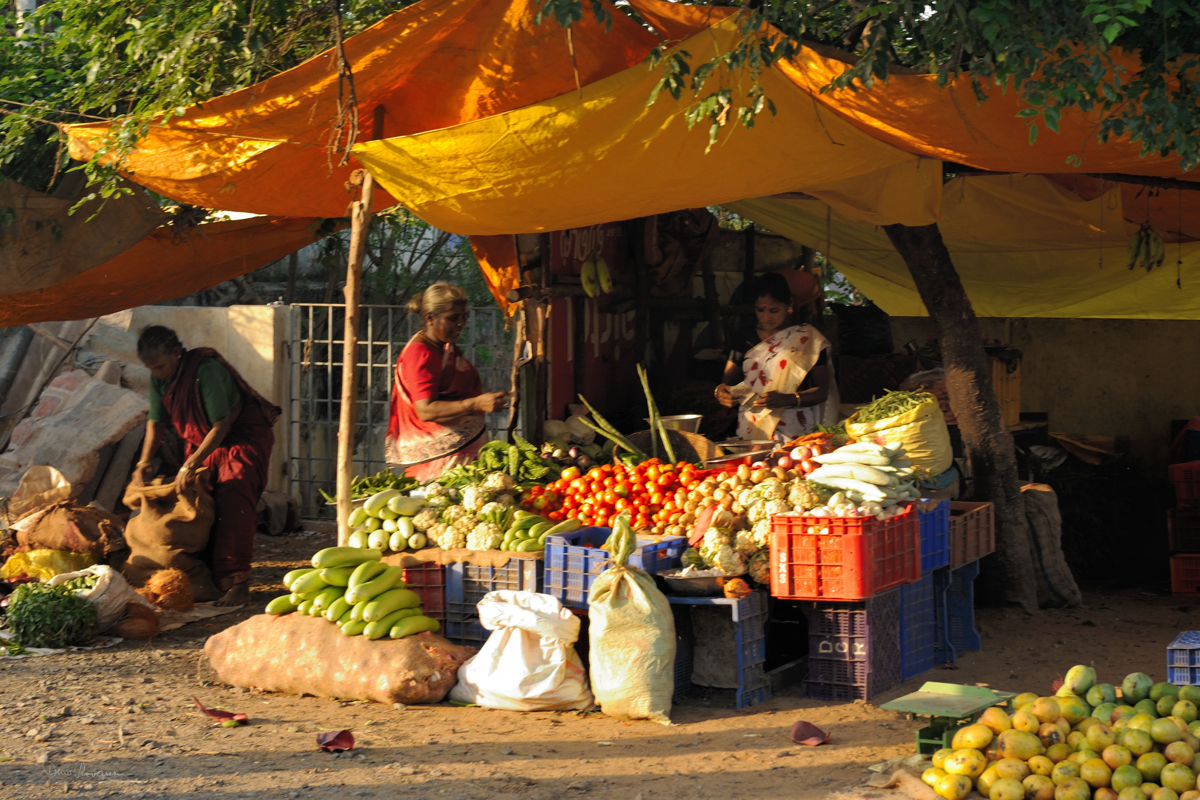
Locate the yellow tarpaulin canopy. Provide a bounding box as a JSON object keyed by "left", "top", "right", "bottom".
{"left": 352, "top": 17, "right": 936, "bottom": 235}
{"left": 730, "top": 174, "right": 1200, "bottom": 320}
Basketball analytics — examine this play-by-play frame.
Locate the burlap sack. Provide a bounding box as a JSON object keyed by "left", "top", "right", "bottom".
{"left": 205, "top": 614, "right": 474, "bottom": 705}
{"left": 1021, "top": 483, "right": 1083, "bottom": 609}
{"left": 121, "top": 477, "right": 218, "bottom": 602}
{"left": 11, "top": 502, "right": 126, "bottom": 561}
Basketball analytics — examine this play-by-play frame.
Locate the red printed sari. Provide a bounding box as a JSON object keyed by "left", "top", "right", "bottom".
{"left": 385, "top": 336, "right": 488, "bottom": 482}
{"left": 161, "top": 348, "right": 278, "bottom": 589}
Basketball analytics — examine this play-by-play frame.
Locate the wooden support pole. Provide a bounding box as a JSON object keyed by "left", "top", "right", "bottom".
{"left": 743, "top": 225, "right": 756, "bottom": 298}
{"left": 533, "top": 233, "right": 551, "bottom": 443}
{"left": 336, "top": 170, "right": 375, "bottom": 544}
{"left": 336, "top": 106, "right": 384, "bottom": 546}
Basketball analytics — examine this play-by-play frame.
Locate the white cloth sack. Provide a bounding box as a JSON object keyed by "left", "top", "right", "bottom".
{"left": 49, "top": 565, "right": 155, "bottom": 632}
{"left": 449, "top": 591, "right": 593, "bottom": 711}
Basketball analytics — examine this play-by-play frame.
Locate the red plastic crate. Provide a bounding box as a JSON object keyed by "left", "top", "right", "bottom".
{"left": 401, "top": 561, "right": 446, "bottom": 621}
{"left": 949, "top": 501, "right": 995, "bottom": 569}
{"left": 1170, "top": 462, "right": 1200, "bottom": 508}
{"left": 1172, "top": 554, "right": 1200, "bottom": 597}
{"left": 1169, "top": 510, "right": 1200, "bottom": 553}
{"left": 768, "top": 504, "right": 920, "bottom": 601}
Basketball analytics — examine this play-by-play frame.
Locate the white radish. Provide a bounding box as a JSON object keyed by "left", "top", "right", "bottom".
{"left": 809, "top": 464, "right": 896, "bottom": 487}
{"left": 811, "top": 451, "right": 892, "bottom": 466}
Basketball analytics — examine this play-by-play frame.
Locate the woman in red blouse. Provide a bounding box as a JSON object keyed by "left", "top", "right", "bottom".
{"left": 386, "top": 283, "right": 507, "bottom": 481}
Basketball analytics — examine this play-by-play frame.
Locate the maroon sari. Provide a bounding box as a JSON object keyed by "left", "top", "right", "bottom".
{"left": 161, "top": 348, "right": 279, "bottom": 589}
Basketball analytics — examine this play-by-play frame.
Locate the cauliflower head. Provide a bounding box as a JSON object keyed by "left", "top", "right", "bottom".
{"left": 712, "top": 544, "right": 747, "bottom": 576}
{"left": 482, "top": 472, "right": 516, "bottom": 493}
{"left": 466, "top": 521, "right": 504, "bottom": 550}
{"left": 461, "top": 485, "right": 493, "bottom": 513}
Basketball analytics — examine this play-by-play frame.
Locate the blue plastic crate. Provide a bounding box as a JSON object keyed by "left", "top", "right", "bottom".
{"left": 1169, "top": 666, "right": 1200, "bottom": 686}
{"left": 672, "top": 605, "right": 694, "bottom": 701}
{"left": 1168, "top": 631, "right": 1200, "bottom": 686}
{"left": 441, "top": 610, "right": 488, "bottom": 649}
{"left": 932, "top": 569, "right": 956, "bottom": 665}
{"left": 801, "top": 588, "right": 902, "bottom": 701}
{"left": 939, "top": 561, "right": 982, "bottom": 655}
{"left": 898, "top": 573, "right": 937, "bottom": 680}
{"left": 736, "top": 665, "right": 772, "bottom": 709}
{"left": 667, "top": 592, "right": 770, "bottom": 709}
{"left": 544, "top": 527, "right": 686, "bottom": 609}
{"left": 918, "top": 500, "right": 951, "bottom": 574}
{"left": 445, "top": 557, "right": 543, "bottom": 620}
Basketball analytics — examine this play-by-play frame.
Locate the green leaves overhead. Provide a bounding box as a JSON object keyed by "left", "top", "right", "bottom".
{"left": 562, "top": 0, "right": 1200, "bottom": 171}
{"left": 0, "top": 0, "right": 409, "bottom": 192}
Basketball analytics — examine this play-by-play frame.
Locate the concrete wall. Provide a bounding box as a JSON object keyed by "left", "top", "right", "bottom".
{"left": 889, "top": 316, "right": 1200, "bottom": 473}
{"left": 102, "top": 306, "right": 291, "bottom": 492}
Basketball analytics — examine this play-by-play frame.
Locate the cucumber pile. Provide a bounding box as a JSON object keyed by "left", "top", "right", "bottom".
{"left": 266, "top": 547, "right": 440, "bottom": 640}
{"left": 346, "top": 489, "right": 429, "bottom": 552}
{"left": 499, "top": 514, "right": 583, "bottom": 552}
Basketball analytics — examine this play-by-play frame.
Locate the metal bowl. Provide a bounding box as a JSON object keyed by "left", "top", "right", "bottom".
{"left": 661, "top": 569, "right": 745, "bottom": 597}
{"left": 644, "top": 414, "right": 703, "bottom": 433}
{"left": 719, "top": 438, "right": 775, "bottom": 454}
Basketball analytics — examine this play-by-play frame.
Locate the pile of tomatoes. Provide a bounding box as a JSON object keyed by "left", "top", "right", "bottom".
{"left": 519, "top": 459, "right": 709, "bottom": 535}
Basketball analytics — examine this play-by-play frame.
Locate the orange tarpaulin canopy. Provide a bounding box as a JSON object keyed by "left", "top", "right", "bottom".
{"left": 0, "top": 217, "right": 331, "bottom": 327}
{"left": 59, "top": 0, "right": 1200, "bottom": 322}
{"left": 630, "top": 0, "right": 1199, "bottom": 181}
{"left": 65, "top": 0, "right": 660, "bottom": 219}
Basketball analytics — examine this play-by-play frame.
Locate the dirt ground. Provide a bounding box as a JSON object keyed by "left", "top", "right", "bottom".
{"left": 1, "top": 528, "right": 1195, "bottom": 800}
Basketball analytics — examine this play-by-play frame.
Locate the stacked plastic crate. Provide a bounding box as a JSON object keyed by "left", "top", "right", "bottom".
{"left": 441, "top": 558, "right": 543, "bottom": 648}
{"left": 932, "top": 502, "right": 995, "bottom": 665}
{"left": 898, "top": 501, "right": 951, "bottom": 681}
{"left": 766, "top": 504, "right": 921, "bottom": 700}
{"left": 1168, "top": 464, "right": 1200, "bottom": 596}
{"left": 669, "top": 592, "right": 771, "bottom": 709}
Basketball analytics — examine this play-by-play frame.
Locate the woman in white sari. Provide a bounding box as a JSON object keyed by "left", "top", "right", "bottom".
{"left": 714, "top": 272, "right": 835, "bottom": 442}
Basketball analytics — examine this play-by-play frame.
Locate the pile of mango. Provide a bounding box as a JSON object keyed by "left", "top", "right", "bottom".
{"left": 924, "top": 666, "right": 1200, "bottom": 800}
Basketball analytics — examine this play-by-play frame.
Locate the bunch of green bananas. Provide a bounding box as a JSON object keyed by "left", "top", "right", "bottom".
{"left": 580, "top": 252, "right": 613, "bottom": 298}
{"left": 1127, "top": 224, "right": 1166, "bottom": 272}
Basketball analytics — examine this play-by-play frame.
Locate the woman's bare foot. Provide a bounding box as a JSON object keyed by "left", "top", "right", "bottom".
{"left": 215, "top": 582, "right": 250, "bottom": 607}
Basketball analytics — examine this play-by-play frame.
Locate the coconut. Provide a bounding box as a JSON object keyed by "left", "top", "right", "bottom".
{"left": 113, "top": 602, "right": 159, "bottom": 640}
{"left": 145, "top": 569, "right": 194, "bottom": 611}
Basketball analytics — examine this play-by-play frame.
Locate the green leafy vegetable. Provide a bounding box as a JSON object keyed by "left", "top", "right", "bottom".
{"left": 6, "top": 583, "right": 98, "bottom": 649}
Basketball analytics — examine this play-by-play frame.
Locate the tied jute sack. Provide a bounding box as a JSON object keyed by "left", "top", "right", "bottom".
{"left": 121, "top": 477, "right": 218, "bottom": 602}
{"left": 205, "top": 614, "right": 474, "bottom": 705}
{"left": 11, "top": 502, "right": 126, "bottom": 561}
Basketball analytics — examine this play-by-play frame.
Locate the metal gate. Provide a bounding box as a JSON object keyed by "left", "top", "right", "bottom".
{"left": 288, "top": 304, "right": 513, "bottom": 517}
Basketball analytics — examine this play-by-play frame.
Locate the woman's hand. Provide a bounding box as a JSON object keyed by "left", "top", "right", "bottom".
{"left": 131, "top": 461, "right": 153, "bottom": 487}
{"left": 714, "top": 384, "right": 735, "bottom": 408}
{"left": 472, "top": 391, "right": 508, "bottom": 414}
{"left": 176, "top": 458, "right": 201, "bottom": 489}
{"left": 754, "top": 391, "right": 798, "bottom": 410}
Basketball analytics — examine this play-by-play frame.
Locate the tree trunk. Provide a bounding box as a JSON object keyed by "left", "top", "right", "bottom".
{"left": 883, "top": 222, "right": 1038, "bottom": 613}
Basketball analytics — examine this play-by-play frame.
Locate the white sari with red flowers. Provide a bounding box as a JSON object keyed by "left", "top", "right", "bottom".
{"left": 734, "top": 324, "right": 834, "bottom": 442}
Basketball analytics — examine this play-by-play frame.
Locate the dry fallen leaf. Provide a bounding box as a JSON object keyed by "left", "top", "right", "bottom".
{"left": 193, "top": 697, "right": 248, "bottom": 725}
{"left": 316, "top": 730, "right": 355, "bottom": 753}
